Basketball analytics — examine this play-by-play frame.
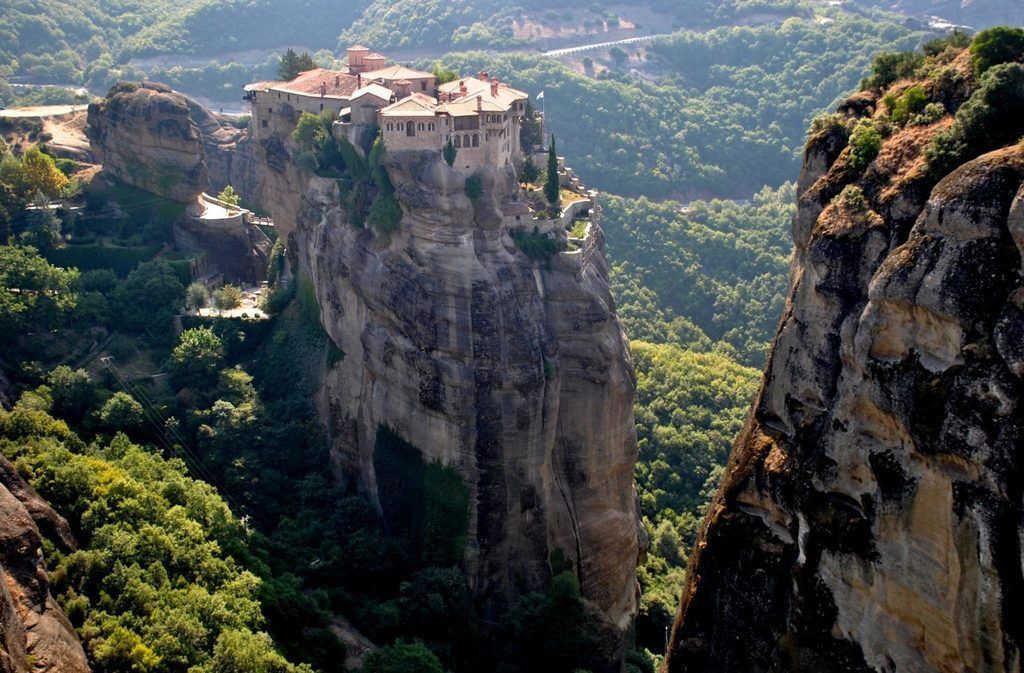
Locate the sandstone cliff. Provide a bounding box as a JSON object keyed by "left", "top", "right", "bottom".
{"left": 665, "top": 51, "right": 1024, "bottom": 672}
{"left": 86, "top": 82, "right": 264, "bottom": 207}
{"left": 255, "top": 131, "right": 642, "bottom": 663}
{"left": 0, "top": 454, "right": 89, "bottom": 673}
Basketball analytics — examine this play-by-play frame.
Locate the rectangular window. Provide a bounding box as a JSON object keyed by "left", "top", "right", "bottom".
{"left": 262, "top": 120, "right": 268, "bottom": 127}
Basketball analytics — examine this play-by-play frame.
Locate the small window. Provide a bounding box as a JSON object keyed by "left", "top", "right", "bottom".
{"left": 454, "top": 136, "right": 461, "bottom": 148}
{"left": 320, "top": 103, "right": 324, "bottom": 111}
{"left": 261, "top": 119, "right": 268, "bottom": 127}
{"left": 472, "top": 134, "right": 479, "bottom": 147}
{"left": 268, "top": 107, "right": 273, "bottom": 114}
{"left": 420, "top": 81, "right": 427, "bottom": 91}
{"left": 287, "top": 94, "right": 291, "bottom": 101}
{"left": 277, "top": 92, "right": 281, "bottom": 99}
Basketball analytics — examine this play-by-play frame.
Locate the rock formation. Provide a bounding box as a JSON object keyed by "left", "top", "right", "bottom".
{"left": 0, "top": 454, "right": 90, "bottom": 673}
{"left": 255, "top": 132, "right": 642, "bottom": 665}
{"left": 86, "top": 82, "right": 264, "bottom": 207}
{"left": 86, "top": 83, "right": 209, "bottom": 202}
{"left": 664, "top": 51, "right": 1024, "bottom": 672}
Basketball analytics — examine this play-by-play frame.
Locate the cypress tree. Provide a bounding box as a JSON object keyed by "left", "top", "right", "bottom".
{"left": 278, "top": 48, "right": 298, "bottom": 80}
{"left": 544, "top": 134, "right": 560, "bottom": 209}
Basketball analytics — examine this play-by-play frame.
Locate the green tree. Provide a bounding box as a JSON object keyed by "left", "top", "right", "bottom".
{"left": 362, "top": 640, "right": 444, "bottom": 673}
{"left": 970, "top": 26, "right": 1024, "bottom": 75}
{"left": 519, "top": 100, "right": 542, "bottom": 153}
{"left": 213, "top": 284, "right": 243, "bottom": 312}
{"left": 431, "top": 62, "right": 459, "bottom": 85}
{"left": 520, "top": 156, "right": 539, "bottom": 184}
{"left": 545, "top": 135, "right": 560, "bottom": 209}
{"left": 169, "top": 326, "right": 224, "bottom": 388}
{"left": 98, "top": 391, "right": 145, "bottom": 432}
{"left": 443, "top": 139, "right": 457, "bottom": 167}
{"left": 464, "top": 174, "right": 483, "bottom": 200}
{"left": 217, "top": 185, "right": 241, "bottom": 206}
{"left": 210, "top": 630, "right": 314, "bottom": 673}
{"left": 20, "top": 193, "right": 61, "bottom": 251}
{"left": 186, "top": 281, "right": 209, "bottom": 310}
{"left": 0, "top": 245, "right": 78, "bottom": 335}
{"left": 277, "top": 48, "right": 315, "bottom": 81}
{"left": 46, "top": 366, "right": 95, "bottom": 422}
{"left": 111, "top": 261, "right": 184, "bottom": 340}
{"left": 21, "top": 146, "right": 69, "bottom": 198}
{"left": 266, "top": 239, "right": 285, "bottom": 286}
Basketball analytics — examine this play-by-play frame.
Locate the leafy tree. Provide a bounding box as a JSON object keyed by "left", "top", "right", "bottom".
{"left": 520, "top": 156, "right": 539, "bottom": 184}
{"left": 362, "top": 640, "right": 444, "bottom": 673}
{"left": 19, "top": 193, "right": 61, "bottom": 251}
{"left": 885, "top": 85, "right": 928, "bottom": 126}
{"left": 209, "top": 630, "right": 314, "bottom": 673}
{"left": 431, "top": 62, "right": 459, "bottom": 84}
{"left": 519, "top": 100, "right": 542, "bottom": 154}
{"left": 545, "top": 135, "right": 560, "bottom": 209}
{"left": 267, "top": 239, "right": 285, "bottom": 286}
{"left": 169, "top": 326, "right": 225, "bottom": 388}
{"left": 213, "top": 284, "right": 243, "bottom": 311}
{"left": 46, "top": 366, "right": 95, "bottom": 422}
{"left": 443, "top": 139, "right": 457, "bottom": 167}
{"left": 98, "top": 391, "right": 145, "bottom": 432}
{"left": 21, "top": 146, "right": 69, "bottom": 198}
{"left": 464, "top": 174, "right": 483, "bottom": 200}
{"left": 0, "top": 245, "right": 78, "bottom": 335}
{"left": 862, "top": 50, "right": 923, "bottom": 90}
{"left": 970, "top": 26, "right": 1024, "bottom": 75}
{"left": 186, "top": 281, "right": 209, "bottom": 309}
{"left": 609, "top": 46, "right": 628, "bottom": 65}
{"left": 110, "top": 260, "right": 184, "bottom": 340}
{"left": 217, "top": 185, "right": 241, "bottom": 206}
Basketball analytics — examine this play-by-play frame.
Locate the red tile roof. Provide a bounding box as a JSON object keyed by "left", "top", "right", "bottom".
{"left": 274, "top": 69, "right": 360, "bottom": 98}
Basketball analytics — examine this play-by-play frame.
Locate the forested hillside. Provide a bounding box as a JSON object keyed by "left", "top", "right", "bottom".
{"left": 440, "top": 13, "right": 921, "bottom": 198}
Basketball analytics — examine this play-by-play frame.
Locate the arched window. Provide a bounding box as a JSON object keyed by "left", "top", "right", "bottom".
{"left": 454, "top": 136, "right": 461, "bottom": 148}
{"left": 407, "top": 121, "right": 416, "bottom": 137}
{"left": 463, "top": 134, "right": 470, "bottom": 147}
{"left": 472, "top": 134, "right": 479, "bottom": 147}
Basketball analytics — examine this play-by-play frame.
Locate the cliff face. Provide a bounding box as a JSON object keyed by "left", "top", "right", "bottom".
{"left": 257, "top": 140, "right": 642, "bottom": 657}
{"left": 665, "top": 59, "right": 1024, "bottom": 672}
{"left": 0, "top": 454, "right": 90, "bottom": 673}
{"left": 87, "top": 83, "right": 264, "bottom": 207}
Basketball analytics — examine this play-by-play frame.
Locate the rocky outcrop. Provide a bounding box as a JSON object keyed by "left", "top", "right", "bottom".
{"left": 86, "top": 83, "right": 209, "bottom": 202}
{"left": 257, "top": 137, "right": 642, "bottom": 667}
{"left": 87, "top": 83, "right": 264, "bottom": 207}
{"left": 0, "top": 454, "right": 89, "bottom": 673}
{"left": 664, "top": 61, "right": 1024, "bottom": 672}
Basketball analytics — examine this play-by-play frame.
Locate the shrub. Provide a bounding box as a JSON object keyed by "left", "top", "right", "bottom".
{"left": 885, "top": 85, "right": 927, "bottom": 126}
{"left": 909, "top": 102, "right": 945, "bottom": 127}
{"left": 213, "top": 284, "right": 243, "bottom": 311}
{"left": 970, "top": 27, "right": 1024, "bottom": 75}
{"left": 924, "top": 63, "right": 1024, "bottom": 178}
{"left": 367, "top": 194, "right": 402, "bottom": 236}
{"left": 267, "top": 239, "right": 285, "bottom": 286}
{"left": 862, "top": 50, "right": 924, "bottom": 90}
{"left": 848, "top": 120, "right": 883, "bottom": 169}
{"left": 259, "top": 283, "right": 294, "bottom": 315}
{"left": 464, "top": 174, "right": 483, "bottom": 200}
{"left": 362, "top": 640, "right": 443, "bottom": 673}
{"left": 186, "top": 281, "right": 209, "bottom": 309}
{"left": 837, "top": 184, "right": 867, "bottom": 211}
{"left": 808, "top": 112, "right": 849, "bottom": 137}
{"left": 923, "top": 30, "right": 971, "bottom": 58}
{"left": 512, "top": 226, "right": 566, "bottom": 262}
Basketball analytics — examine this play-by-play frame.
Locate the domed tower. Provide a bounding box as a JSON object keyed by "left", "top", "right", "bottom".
{"left": 346, "top": 45, "right": 370, "bottom": 74}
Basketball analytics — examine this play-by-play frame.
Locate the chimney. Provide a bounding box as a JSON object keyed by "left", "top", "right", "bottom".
{"left": 358, "top": 73, "right": 363, "bottom": 88}
{"left": 477, "top": 95, "right": 482, "bottom": 111}
{"left": 321, "top": 81, "right": 327, "bottom": 97}
{"left": 479, "top": 71, "right": 489, "bottom": 82}
{"left": 459, "top": 80, "right": 467, "bottom": 96}
{"left": 490, "top": 80, "right": 499, "bottom": 96}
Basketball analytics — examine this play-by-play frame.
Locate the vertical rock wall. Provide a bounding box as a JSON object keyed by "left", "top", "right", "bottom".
{"left": 257, "top": 144, "right": 642, "bottom": 660}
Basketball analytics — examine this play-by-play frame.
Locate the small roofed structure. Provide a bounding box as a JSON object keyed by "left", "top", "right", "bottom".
{"left": 361, "top": 64, "right": 437, "bottom": 97}
{"left": 246, "top": 68, "right": 360, "bottom": 139}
